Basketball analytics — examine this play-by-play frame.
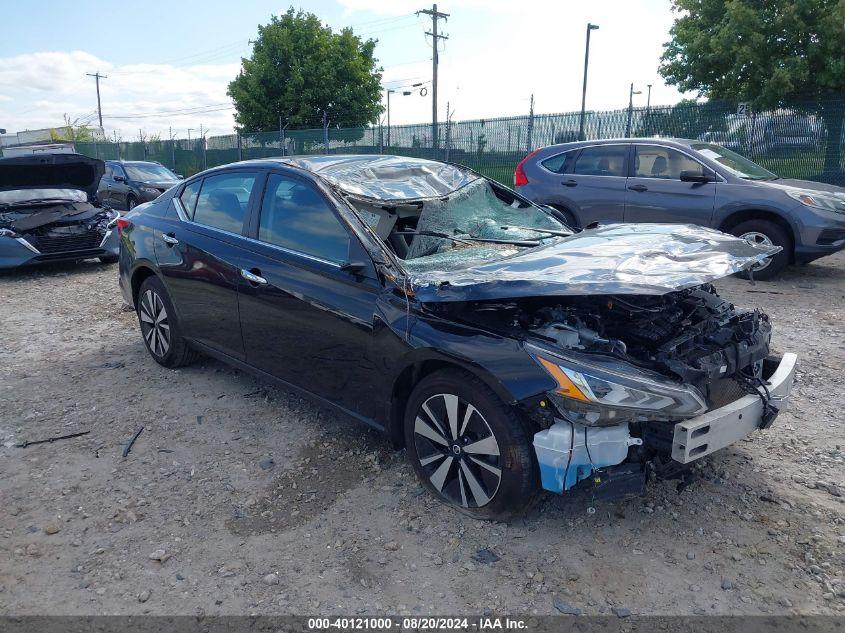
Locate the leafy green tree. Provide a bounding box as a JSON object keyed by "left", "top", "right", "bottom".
{"left": 50, "top": 114, "right": 95, "bottom": 142}
{"left": 660, "top": 0, "right": 845, "bottom": 179}
{"left": 228, "top": 7, "right": 383, "bottom": 134}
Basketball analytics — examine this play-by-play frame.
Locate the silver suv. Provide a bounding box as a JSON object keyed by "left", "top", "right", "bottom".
{"left": 515, "top": 138, "right": 845, "bottom": 279}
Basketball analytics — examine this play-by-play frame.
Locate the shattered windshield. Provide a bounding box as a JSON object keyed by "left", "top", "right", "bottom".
{"left": 349, "top": 178, "right": 570, "bottom": 272}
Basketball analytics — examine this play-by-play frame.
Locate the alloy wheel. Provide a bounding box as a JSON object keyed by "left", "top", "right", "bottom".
{"left": 139, "top": 289, "right": 171, "bottom": 357}
{"left": 412, "top": 393, "right": 502, "bottom": 508}
{"left": 739, "top": 231, "right": 774, "bottom": 271}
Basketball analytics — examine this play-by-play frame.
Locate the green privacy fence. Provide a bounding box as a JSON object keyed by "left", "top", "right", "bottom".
{"left": 75, "top": 97, "right": 845, "bottom": 186}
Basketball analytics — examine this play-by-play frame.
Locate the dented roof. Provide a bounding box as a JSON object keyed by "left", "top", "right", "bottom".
{"left": 268, "top": 155, "right": 479, "bottom": 201}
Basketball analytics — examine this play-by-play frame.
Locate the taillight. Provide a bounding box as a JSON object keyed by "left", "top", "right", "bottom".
{"left": 116, "top": 218, "right": 131, "bottom": 234}
{"left": 514, "top": 149, "right": 541, "bottom": 187}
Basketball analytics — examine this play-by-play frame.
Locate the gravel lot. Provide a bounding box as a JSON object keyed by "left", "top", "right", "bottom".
{"left": 1, "top": 254, "right": 844, "bottom": 616}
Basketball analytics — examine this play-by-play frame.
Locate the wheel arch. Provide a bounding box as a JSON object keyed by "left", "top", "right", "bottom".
{"left": 717, "top": 209, "right": 796, "bottom": 262}
{"left": 130, "top": 263, "right": 159, "bottom": 306}
{"left": 386, "top": 355, "right": 518, "bottom": 449}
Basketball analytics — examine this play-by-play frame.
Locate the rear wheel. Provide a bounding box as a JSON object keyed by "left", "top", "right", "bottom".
{"left": 403, "top": 369, "right": 540, "bottom": 521}
{"left": 730, "top": 219, "right": 791, "bottom": 280}
{"left": 137, "top": 276, "right": 200, "bottom": 367}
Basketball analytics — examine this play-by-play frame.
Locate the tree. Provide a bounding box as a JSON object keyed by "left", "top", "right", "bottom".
{"left": 50, "top": 114, "right": 95, "bottom": 142}
{"left": 228, "top": 8, "right": 383, "bottom": 134}
{"left": 638, "top": 98, "right": 731, "bottom": 138}
{"left": 660, "top": 0, "right": 845, "bottom": 179}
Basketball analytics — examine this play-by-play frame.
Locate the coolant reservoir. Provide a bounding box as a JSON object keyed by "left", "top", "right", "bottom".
{"left": 533, "top": 421, "right": 642, "bottom": 494}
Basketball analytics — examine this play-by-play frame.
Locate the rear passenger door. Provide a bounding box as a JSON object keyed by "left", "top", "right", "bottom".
{"left": 155, "top": 170, "right": 263, "bottom": 360}
{"left": 563, "top": 144, "right": 629, "bottom": 225}
{"left": 236, "top": 171, "right": 384, "bottom": 418}
{"left": 624, "top": 144, "right": 717, "bottom": 225}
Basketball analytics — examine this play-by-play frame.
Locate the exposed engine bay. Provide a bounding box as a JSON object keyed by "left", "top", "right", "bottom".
{"left": 433, "top": 285, "right": 772, "bottom": 405}
{"left": 0, "top": 199, "right": 115, "bottom": 254}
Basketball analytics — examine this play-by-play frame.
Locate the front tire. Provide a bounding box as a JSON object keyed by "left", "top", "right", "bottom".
{"left": 730, "top": 219, "right": 791, "bottom": 280}
{"left": 126, "top": 195, "right": 137, "bottom": 211}
{"left": 136, "top": 276, "right": 200, "bottom": 368}
{"left": 403, "top": 369, "right": 540, "bottom": 521}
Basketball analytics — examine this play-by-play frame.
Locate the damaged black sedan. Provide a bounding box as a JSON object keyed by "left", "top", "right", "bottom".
{"left": 0, "top": 154, "right": 120, "bottom": 268}
{"left": 119, "top": 155, "right": 797, "bottom": 520}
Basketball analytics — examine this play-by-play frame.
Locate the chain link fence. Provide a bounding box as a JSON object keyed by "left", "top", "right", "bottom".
{"left": 75, "top": 97, "right": 845, "bottom": 186}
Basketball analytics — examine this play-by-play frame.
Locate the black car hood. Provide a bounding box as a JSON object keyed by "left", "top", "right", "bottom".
{"left": 408, "top": 223, "right": 781, "bottom": 302}
{"left": 0, "top": 153, "right": 104, "bottom": 201}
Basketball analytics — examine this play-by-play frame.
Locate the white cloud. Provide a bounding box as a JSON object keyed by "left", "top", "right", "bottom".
{"left": 0, "top": 51, "right": 238, "bottom": 140}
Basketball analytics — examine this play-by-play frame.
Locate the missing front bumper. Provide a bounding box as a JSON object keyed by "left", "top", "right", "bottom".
{"left": 671, "top": 353, "right": 797, "bottom": 464}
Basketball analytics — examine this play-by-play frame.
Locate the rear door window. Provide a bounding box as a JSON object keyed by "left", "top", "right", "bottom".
{"left": 179, "top": 180, "right": 202, "bottom": 218}
{"left": 573, "top": 145, "right": 628, "bottom": 177}
{"left": 541, "top": 151, "right": 576, "bottom": 174}
{"left": 192, "top": 172, "right": 257, "bottom": 234}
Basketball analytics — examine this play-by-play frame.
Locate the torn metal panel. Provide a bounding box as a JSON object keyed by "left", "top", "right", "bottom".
{"left": 407, "top": 223, "right": 781, "bottom": 302}
{"left": 283, "top": 155, "right": 480, "bottom": 200}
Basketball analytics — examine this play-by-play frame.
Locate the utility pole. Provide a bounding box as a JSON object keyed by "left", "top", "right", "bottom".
{"left": 626, "top": 83, "right": 642, "bottom": 137}
{"left": 86, "top": 72, "right": 107, "bottom": 131}
{"left": 527, "top": 93, "right": 534, "bottom": 152}
{"left": 169, "top": 127, "right": 176, "bottom": 170}
{"left": 418, "top": 3, "right": 449, "bottom": 151}
{"left": 386, "top": 89, "right": 395, "bottom": 147}
{"left": 578, "top": 23, "right": 599, "bottom": 141}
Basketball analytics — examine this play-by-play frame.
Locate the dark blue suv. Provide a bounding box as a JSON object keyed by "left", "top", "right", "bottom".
{"left": 515, "top": 138, "right": 845, "bottom": 279}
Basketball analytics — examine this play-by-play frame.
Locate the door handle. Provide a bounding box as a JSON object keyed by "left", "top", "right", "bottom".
{"left": 628, "top": 184, "right": 648, "bottom": 192}
{"left": 561, "top": 179, "right": 578, "bottom": 187}
{"left": 240, "top": 268, "right": 267, "bottom": 285}
{"left": 162, "top": 233, "right": 179, "bottom": 246}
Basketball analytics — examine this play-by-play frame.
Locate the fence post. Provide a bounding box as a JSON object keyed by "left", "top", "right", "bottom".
{"left": 202, "top": 136, "right": 207, "bottom": 170}
{"left": 237, "top": 134, "right": 242, "bottom": 161}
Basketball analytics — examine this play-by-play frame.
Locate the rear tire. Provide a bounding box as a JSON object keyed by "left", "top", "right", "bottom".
{"left": 730, "top": 219, "right": 791, "bottom": 280}
{"left": 403, "top": 369, "right": 541, "bottom": 521}
{"left": 136, "top": 276, "right": 200, "bottom": 368}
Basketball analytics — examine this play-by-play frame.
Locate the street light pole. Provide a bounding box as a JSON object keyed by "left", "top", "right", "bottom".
{"left": 578, "top": 23, "right": 599, "bottom": 141}
{"left": 625, "top": 83, "right": 642, "bottom": 137}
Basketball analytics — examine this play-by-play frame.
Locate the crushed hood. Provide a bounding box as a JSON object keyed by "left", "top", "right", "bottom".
{"left": 281, "top": 155, "right": 479, "bottom": 200}
{"left": 408, "top": 223, "right": 781, "bottom": 302}
{"left": 0, "top": 153, "right": 104, "bottom": 201}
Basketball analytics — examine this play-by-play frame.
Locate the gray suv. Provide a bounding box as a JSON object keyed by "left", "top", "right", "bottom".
{"left": 515, "top": 138, "right": 845, "bottom": 278}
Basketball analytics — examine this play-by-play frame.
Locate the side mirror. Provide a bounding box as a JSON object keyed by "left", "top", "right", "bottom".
{"left": 176, "top": 174, "right": 184, "bottom": 180}
{"left": 680, "top": 170, "right": 715, "bottom": 183}
{"left": 113, "top": 175, "right": 126, "bottom": 183}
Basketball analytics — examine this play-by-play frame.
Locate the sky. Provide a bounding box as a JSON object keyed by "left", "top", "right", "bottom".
{"left": 0, "top": 0, "right": 691, "bottom": 141}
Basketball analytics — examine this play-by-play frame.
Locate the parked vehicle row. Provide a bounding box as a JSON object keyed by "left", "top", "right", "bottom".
{"left": 515, "top": 137, "right": 845, "bottom": 278}
{"left": 118, "top": 155, "right": 796, "bottom": 519}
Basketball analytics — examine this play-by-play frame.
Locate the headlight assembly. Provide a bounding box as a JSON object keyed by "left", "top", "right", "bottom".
{"left": 785, "top": 188, "right": 845, "bottom": 215}
{"left": 529, "top": 345, "right": 707, "bottom": 425}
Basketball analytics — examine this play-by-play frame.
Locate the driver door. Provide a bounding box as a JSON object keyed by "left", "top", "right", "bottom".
{"left": 624, "top": 144, "right": 717, "bottom": 225}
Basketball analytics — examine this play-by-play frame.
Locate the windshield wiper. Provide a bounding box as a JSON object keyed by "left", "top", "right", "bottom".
{"left": 498, "top": 224, "right": 573, "bottom": 237}
{"left": 394, "top": 229, "right": 541, "bottom": 247}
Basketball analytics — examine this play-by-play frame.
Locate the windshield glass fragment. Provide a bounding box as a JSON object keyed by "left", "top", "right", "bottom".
{"left": 349, "top": 178, "right": 570, "bottom": 272}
